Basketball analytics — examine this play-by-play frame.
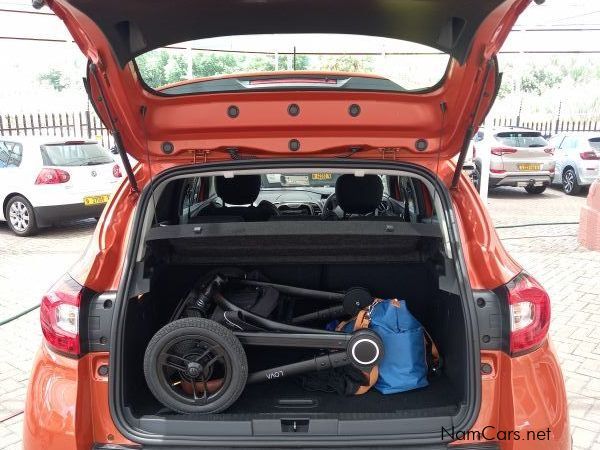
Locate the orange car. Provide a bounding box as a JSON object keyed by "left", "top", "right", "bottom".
{"left": 24, "top": 0, "right": 570, "bottom": 449}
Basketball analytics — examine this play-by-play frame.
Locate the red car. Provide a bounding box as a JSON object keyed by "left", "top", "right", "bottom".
{"left": 24, "top": 0, "right": 569, "bottom": 449}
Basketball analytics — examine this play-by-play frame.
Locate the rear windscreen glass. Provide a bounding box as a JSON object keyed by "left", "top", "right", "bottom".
{"left": 135, "top": 34, "right": 450, "bottom": 94}
{"left": 41, "top": 143, "right": 113, "bottom": 166}
{"left": 589, "top": 138, "right": 600, "bottom": 150}
{"left": 494, "top": 132, "right": 547, "bottom": 148}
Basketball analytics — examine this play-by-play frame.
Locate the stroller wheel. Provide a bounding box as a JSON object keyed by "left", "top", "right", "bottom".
{"left": 144, "top": 318, "right": 247, "bottom": 414}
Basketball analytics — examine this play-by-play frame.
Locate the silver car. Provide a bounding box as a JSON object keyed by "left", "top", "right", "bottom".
{"left": 471, "top": 127, "right": 555, "bottom": 194}
{"left": 548, "top": 133, "right": 600, "bottom": 195}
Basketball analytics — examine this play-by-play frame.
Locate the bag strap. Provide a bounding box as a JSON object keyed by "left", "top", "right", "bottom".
{"left": 336, "top": 307, "right": 378, "bottom": 395}
{"left": 354, "top": 366, "right": 378, "bottom": 395}
{"left": 423, "top": 328, "right": 442, "bottom": 373}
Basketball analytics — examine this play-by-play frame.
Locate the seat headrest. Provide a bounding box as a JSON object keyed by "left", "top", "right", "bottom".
{"left": 336, "top": 174, "right": 383, "bottom": 215}
{"left": 215, "top": 175, "right": 261, "bottom": 205}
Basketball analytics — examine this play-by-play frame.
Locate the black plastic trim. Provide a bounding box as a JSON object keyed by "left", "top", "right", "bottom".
{"left": 472, "top": 289, "right": 509, "bottom": 352}
{"left": 85, "top": 291, "right": 117, "bottom": 353}
{"left": 145, "top": 221, "right": 442, "bottom": 241}
{"left": 109, "top": 159, "right": 481, "bottom": 447}
{"left": 34, "top": 203, "right": 105, "bottom": 228}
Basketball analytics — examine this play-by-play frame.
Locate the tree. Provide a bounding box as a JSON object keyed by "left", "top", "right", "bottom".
{"left": 164, "top": 54, "right": 188, "bottom": 85}
{"left": 38, "top": 69, "right": 70, "bottom": 92}
{"left": 317, "top": 55, "right": 374, "bottom": 73}
{"left": 520, "top": 66, "right": 562, "bottom": 96}
{"left": 135, "top": 50, "right": 187, "bottom": 88}
{"left": 192, "top": 53, "right": 243, "bottom": 78}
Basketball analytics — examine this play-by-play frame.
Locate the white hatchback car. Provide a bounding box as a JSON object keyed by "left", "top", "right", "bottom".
{"left": 0, "top": 137, "right": 123, "bottom": 236}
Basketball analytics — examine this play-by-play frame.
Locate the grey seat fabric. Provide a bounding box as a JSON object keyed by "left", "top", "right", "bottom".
{"left": 197, "top": 175, "right": 278, "bottom": 221}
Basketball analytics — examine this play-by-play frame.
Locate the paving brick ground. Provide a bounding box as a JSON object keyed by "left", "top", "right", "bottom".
{"left": 0, "top": 185, "right": 598, "bottom": 449}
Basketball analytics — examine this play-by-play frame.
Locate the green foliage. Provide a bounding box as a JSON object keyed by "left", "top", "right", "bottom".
{"left": 136, "top": 50, "right": 187, "bottom": 87}
{"left": 520, "top": 66, "right": 562, "bottom": 96}
{"left": 497, "top": 57, "right": 599, "bottom": 99}
{"left": 318, "top": 55, "right": 374, "bottom": 73}
{"left": 38, "top": 68, "right": 70, "bottom": 92}
{"left": 137, "top": 50, "right": 314, "bottom": 87}
{"left": 192, "top": 53, "right": 242, "bottom": 78}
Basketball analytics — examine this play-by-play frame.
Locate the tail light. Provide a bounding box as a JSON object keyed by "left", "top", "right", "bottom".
{"left": 580, "top": 151, "right": 600, "bottom": 160}
{"left": 113, "top": 164, "right": 123, "bottom": 178}
{"left": 491, "top": 147, "right": 517, "bottom": 156}
{"left": 35, "top": 168, "right": 70, "bottom": 184}
{"left": 40, "top": 275, "right": 83, "bottom": 357}
{"left": 544, "top": 148, "right": 555, "bottom": 156}
{"left": 507, "top": 272, "right": 551, "bottom": 355}
{"left": 490, "top": 168, "right": 506, "bottom": 174}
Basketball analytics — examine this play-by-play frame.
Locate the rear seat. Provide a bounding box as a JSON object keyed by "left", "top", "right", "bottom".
{"left": 194, "top": 175, "right": 278, "bottom": 222}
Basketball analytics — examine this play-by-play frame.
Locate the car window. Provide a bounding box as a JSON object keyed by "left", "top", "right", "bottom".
{"left": 136, "top": 34, "right": 450, "bottom": 94}
{"left": 561, "top": 137, "right": 578, "bottom": 150}
{"left": 588, "top": 137, "right": 600, "bottom": 150}
{"left": 181, "top": 177, "right": 205, "bottom": 220}
{"left": 261, "top": 173, "right": 341, "bottom": 188}
{"left": 40, "top": 142, "right": 113, "bottom": 166}
{"left": 494, "top": 132, "right": 547, "bottom": 148}
{"left": 548, "top": 135, "right": 565, "bottom": 149}
{"left": 0, "top": 141, "right": 23, "bottom": 168}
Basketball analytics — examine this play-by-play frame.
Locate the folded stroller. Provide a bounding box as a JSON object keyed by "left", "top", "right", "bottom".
{"left": 143, "top": 271, "right": 383, "bottom": 414}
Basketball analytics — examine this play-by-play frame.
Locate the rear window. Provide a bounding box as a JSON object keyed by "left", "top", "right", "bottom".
{"left": 0, "top": 142, "right": 23, "bottom": 168}
{"left": 589, "top": 138, "right": 600, "bottom": 150}
{"left": 135, "top": 34, "right": 450, "bottom": 94}
{"left": 494, "top": 132, "right": 547, "bottom": 148}
{"left": 40, "top": 143, "right": 113, "bottom": 166}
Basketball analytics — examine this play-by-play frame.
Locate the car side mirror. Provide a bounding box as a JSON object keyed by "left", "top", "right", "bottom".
{"left": 110, "top": 146, "right": 119, "bottom": 155}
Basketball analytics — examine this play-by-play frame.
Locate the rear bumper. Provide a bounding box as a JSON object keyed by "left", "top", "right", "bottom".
{"left": 92, "top": 445, "right": 502, "bottom": 450}
{"left": 578, "top": 173, "right": 599, "bottom": 186}
{"left": 24, "top": 342, "right": 570, "bottom": 450}
{"left": 34, "top": 202, "right": 106, "bottom": 227}
{"left": 489, "top": 174, "right": 552, "bottom": 188}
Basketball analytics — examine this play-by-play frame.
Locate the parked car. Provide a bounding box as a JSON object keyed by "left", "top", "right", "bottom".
{"left": 471, "top": 127, "right": 555, "bottom": 194}
{"left": 548, "top": 132, "right": 600, "bottom": 195}
{"left": 24, "top": 0, "right": 569, "bottom": 449}
{"left": 0, "top": 137, "right": 123, "bottom": 236}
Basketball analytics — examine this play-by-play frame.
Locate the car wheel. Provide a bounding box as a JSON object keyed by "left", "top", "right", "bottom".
{"left": 144, "top": 318, "right": 248, "bottom": 414}
{"left": 562, "top": 168, "right": 581, "bottom": 195}
{"left": 5, "top": 196, "right": 38, "bottom": 236}
{"left": 524, "top": 185, "right": 546, "bottom": 195}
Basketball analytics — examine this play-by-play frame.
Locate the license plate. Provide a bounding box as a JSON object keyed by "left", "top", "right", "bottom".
{"left": 311, "top": 172, "right": 333, "bottom": 181}
{"left": 84, "top": 194, "right": 110, "bottom": 206}
{"left": 518, "top": 163, "right": 541, "bottom": 171}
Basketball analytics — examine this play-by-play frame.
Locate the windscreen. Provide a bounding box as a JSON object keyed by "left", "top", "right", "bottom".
{"left": 262, "top": 173, "right": 341, "bottom": 188}
{"left": 40, "top": 143, "right": 113, "bottom": 166}
{"left": 135, "top": 34, "right": 449, "bottom": 94}
{"left": 495, "top": 132, "right": 548, "bottom": 148}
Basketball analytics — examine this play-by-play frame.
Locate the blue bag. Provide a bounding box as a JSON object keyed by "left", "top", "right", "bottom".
{"left": 369, "top": 299, "right": 429, "bottom": 394}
